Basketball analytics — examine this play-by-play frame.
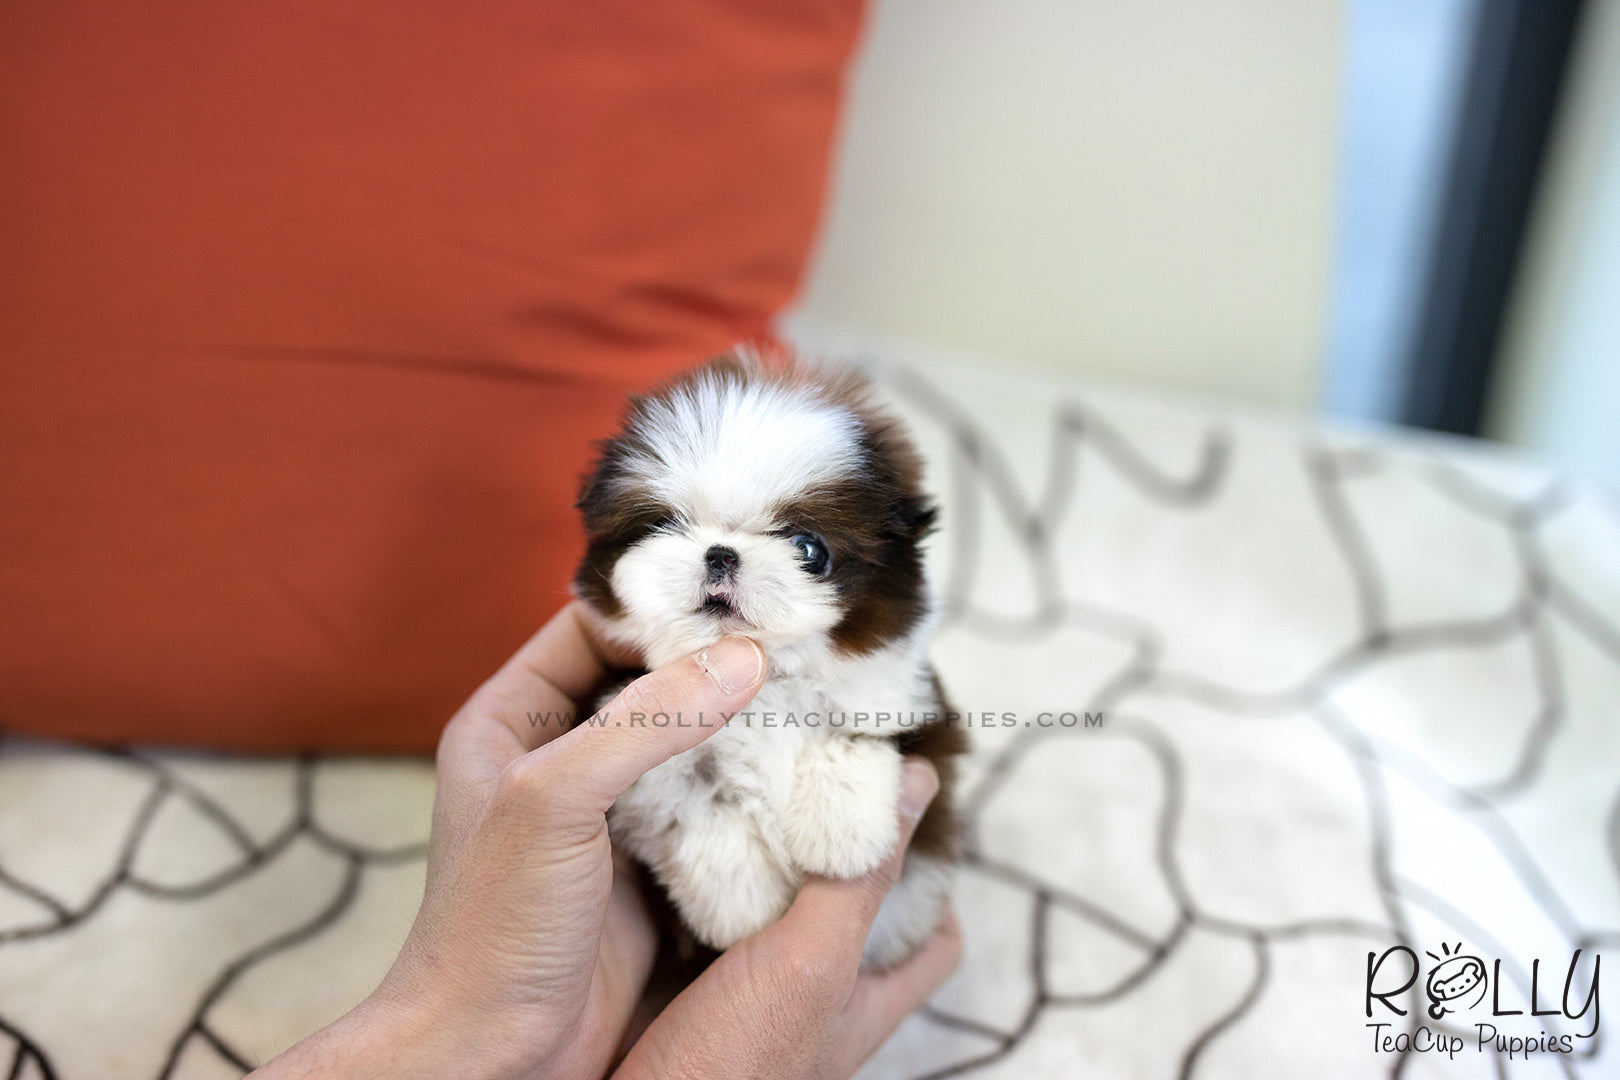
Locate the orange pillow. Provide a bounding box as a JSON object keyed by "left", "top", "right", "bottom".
{"left": 0, "top": 1, "right": 866, "bottom": 752}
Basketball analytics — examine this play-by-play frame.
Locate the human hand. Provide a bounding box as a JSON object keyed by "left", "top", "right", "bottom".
{"left": 253, "top": 600, "right": 959, "bottom": 1080}
{"left": 254, "top": 600, "right": 767, "bottom": 1078}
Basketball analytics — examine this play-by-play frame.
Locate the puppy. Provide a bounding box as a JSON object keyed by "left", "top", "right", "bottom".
{"left": 574, "top": 350, "right": 963, "bottom": 970}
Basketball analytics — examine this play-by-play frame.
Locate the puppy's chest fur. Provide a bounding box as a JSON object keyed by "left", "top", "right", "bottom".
{"left": 607, "top": 653, "right": 938, "bottom": 878}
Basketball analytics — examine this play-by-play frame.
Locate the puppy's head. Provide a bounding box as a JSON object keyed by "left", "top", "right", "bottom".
{"left": 574, "top": 352, "right": 937, "bottom": 670}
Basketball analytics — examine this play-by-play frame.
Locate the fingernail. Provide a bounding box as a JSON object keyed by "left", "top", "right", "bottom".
{"left": 898, "top": 760, "right": 940, "bottom": 821}
{"left": 697, "top": 637, "right": 764, "bottom": 695}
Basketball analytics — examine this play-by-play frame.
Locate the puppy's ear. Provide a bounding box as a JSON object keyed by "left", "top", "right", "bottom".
{"left": 576, "top": 428, "right": 647, "bottom": 537}
{"left": 893, "top": 497, "right": 939, "bottom": 541}
{"left": 575, "top": 437, "right": 619, "bottom": 531}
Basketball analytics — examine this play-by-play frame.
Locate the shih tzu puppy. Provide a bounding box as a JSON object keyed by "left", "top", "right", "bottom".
{"left": 574, "top": 350, "right": 963, "bottom": 970}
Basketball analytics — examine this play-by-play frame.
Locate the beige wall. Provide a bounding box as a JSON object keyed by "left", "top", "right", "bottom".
{"left": 786, "top": 0, "right": 1341, "bottom": 409}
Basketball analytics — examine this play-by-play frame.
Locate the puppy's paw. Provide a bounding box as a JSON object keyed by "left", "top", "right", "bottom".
{"left": 782, "top": 736, "right": 901, "bottom": 879}
{"left": 661, "top": 802, "right": 797, "bottom": 951}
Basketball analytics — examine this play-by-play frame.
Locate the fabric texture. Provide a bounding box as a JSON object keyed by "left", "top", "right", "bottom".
{"left": 0, "top": 1, "right": 866, "bottom": 751}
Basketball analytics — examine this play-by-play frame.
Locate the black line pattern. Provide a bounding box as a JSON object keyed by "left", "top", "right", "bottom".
{"left": 1, "top": 360, "right": 1617, "bottom": 1078}
{"left": 0, "top": 752, "right": 429, "bottom": 1078}
{"left": 859, "top": 360, "right": 1620, "bottom": 1079}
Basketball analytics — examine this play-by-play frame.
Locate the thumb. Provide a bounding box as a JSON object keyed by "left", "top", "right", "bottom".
{"left": 506, "top": 636, "right": 765, "bottom": 819}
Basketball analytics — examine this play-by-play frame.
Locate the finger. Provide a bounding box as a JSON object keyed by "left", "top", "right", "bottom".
{"left": 432, "top": 602, "right": 647, "bottom": 846}
{"left": 594, "top": 853, "right": 662, "bottom": 1057}
{"left": 774, "top": 758, "right": 940, "bottom": 964}
{"left": 476, "top": 601, "right": 642, "bottom": 749}
{"left": 510, "top": 636, "right": 765, "bottom": 818}
{"left": 438, "top": 599, "right": 645, "bottom": 779}
{"left": 512, "top": 599, "right": 644, "bottom": 697}
{"left": 837, "top": 908, "right": 963, "bottom": 1071}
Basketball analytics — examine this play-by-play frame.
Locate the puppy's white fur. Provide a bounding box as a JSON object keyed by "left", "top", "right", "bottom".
{"left": 581, "top": 357, "right": 953, "bottom": 969}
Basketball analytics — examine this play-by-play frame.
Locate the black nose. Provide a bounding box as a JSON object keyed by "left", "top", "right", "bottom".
{"left": 704, "top": 545, "right": 740, "bottom": 581}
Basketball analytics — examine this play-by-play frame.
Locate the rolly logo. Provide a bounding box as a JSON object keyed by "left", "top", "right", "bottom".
{"left": 1425, "top": 943, "right": 1488, "bottom": 1019}
{"left": 1366, "top": 943, "right": 1601, "bottom": 1060}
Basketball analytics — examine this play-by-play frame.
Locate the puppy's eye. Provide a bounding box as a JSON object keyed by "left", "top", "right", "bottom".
{"left": 788, "top": 532, "right": 832, "bottom": 578}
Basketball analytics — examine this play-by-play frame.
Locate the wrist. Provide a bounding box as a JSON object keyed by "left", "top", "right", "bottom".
{"left": 253, "top": 976, "right": 525, "bottom": 1080}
